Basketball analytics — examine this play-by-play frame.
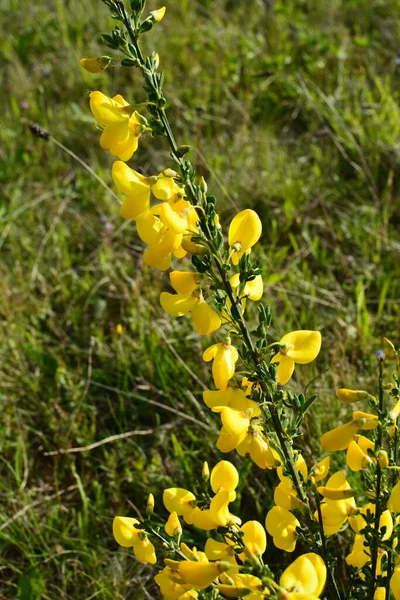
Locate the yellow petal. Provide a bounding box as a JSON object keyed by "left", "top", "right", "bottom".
{"left": 310, "top": 456, "right": 330, "bottom": 482}
{"left": 271, "top": 353, "right": 295, "bottom": 385}
{"left": 210, "top": 460, "right": 239, "bottom": 493}
{"left": 241, "top": 520, "right": 267, "bottom": 556}
{"left": 216, "top": 427, "right": 241, "bottom": 453}
{"left": 143, "top": 246, "right": 171, "bottom": 270}
{"left": 346, "top": 440, "right": 370, "bottom": 472}
{"left": 163, "top": 488, "right": 196, "bottom": 516}
{"left": 338, "top": 388, "right": 369, "bottom": 404}
{"left": 191, "top": 300, "right": 221, "bottom": 335}
{"left": 170, "top": 271, "right": 200, "bottom": 294}
{"left": 209, "top": 490, "right": 233, "bottom": 526}
{"left": 113, "top": 516, "right": 140, "bottom": 547}
{"left": 160, "top": 202, "right": 188, "bottom": 234}
{"left": 165, "top": 512, "right": 182, "bottom": 537}
{"left": 320, "top": 420, "right": 360, "bottom": 451}
{"left": 388, "top": 480, "right": 400, "bottom": 512}
{"left": 133, "top": 536, "right": 157, "bottom": 564}
{"left": 89, "top": 91, "right": 129, "bottom": 125}
{"left": 112, "top": 161, "right": 149, "bottom": 195}
{"left": 228, "top": 209, "right": 262, "bottom": 251}
{"left": 152, "top": 173, "right": 182, "bottom": 201}
{"left": 214, "top": 406, "right": 250, "bottom": 437}
{"left": 280, "top": 553, "right": 323, "bottom": 595}
{"left": 80, "top": 58, "right": 107, "bottom": 73}
{"left": 136, "top": 214, "right": 163, "bottom": 245}
{"left": 280, "top": 330, "right": 322, "bottom": 364}
{"left": 203, "top": 344, "right": 219, "bottom": 362}
{"left": 179, "top": 561, "right": 227, "bottom": 589}
{"left": 245, "top": 275, "right": 264, "bottom": 301}
{"left": 160, "top": 292, "right": 197, "bottom": 317}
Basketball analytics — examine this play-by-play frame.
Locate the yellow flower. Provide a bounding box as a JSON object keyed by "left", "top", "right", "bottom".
{"left": 165, "top": 511, "right": 182, "bottom": 537}
{"left": 320, "top": 419, "right": 363, "bottom": 452}
{"left": 163, "top": 488, "right": 197, "bottom": 518}
{"left": 271, "top": 330, "right": 322, "bottom": 385}
{"left": 210, "top": 460, "right": 239, "bottom": 493}
{"left": 217, "top": 574, "right": 264, "bottom": 598}
{"left": 349, "top": 503, "right": 393, "bottom": 540}
{"left": 150, "top": 6, "right": 166, "bottom": 23}
{"left": 178, "top": 560, "right": 231, "bottom": 589}
{"left": 230, "top": 273, "right": 264, "bottom": 301}
{"left": 240, "top": 520, "right": 267, "bottom": 559}
{"left": 80, "top": 57, "right": 110, "bottom": 73}
{"left": 112, "top": 516, "right": 156, "bottom": 564}
{"left": 203, "top": 342, "right": 239, "bottom": 390}
{"left": 113, "top": 516, "right": 141, "bottom": 547}
{"left": 169, "top": 271, "right": 201, "bottom": 294}
{"left": 346, "top": 437, "right": 374, "bottom": 471}
{"left": 160, "top": 291, "right": 221, "bottom": 336}
{"left": 338, "top": 388, "right": 369, "bottom": 404}
{"left": 228, "top": 209, "right": 262, "bottom": 265}
{"left": 154, "top": 566, "right": 193, "bottom": 600}
{"left": 89, "top": 92, "right": 146, "bottom": 161}
{"left": 315, "top": 472, "right": 356, "bottom": 535}
{"left": 309, "top": 456, "right": 330, "bottom": 483}
{"left": 280, "top": 553, "right": 326, "bottom": 598}
{"left": 265, "top": 506, "right": 300, "bottom": 552}
{"left": 388, "top": 479, "right": 400, "bottom": 512}
{"left": 391, "top": 566, "right": 400, "bottom": 600}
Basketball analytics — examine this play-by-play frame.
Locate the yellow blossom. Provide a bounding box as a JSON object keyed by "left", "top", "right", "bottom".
{"left": 228, "top": 209, "right": 262, "bottom": 265}
{"left": 388, "top": 479, "right": 400, "bottom": 512}
{"left": 240, "top": 520, "right": 267, "bottom": 559}
{"left": 346, "top": 438, "right": 374, "bottom": 472}
{"left": 280, "top": 553, "right": 326, "bottom": 598}
{"left": 178, "top": 560, "right": 231, "bottom": 589}
{"left": 160, "top": 291, "right": 221, "bottom": 335}
{"left": 165, "top": 512, "right": 182, "bottom": 537}
{"left": 89, "top": 91, "right": 146, "bottom": 161}
{"left": 210, "top": 460, "right": 239, "bottom": 493}
{"left": 309, "top": 456, "right": 330, "bottom": 482}
{"left": 338, "top": 388, "right": 369, "bottom": 404}
{"left": 150, "top": 6, "right": 166, "bottom": 22}
{"left": 391, "top": 566, "right": 400, "bottom": 599}
{"left": 203, "top": 342, "right": 239, "bottom": 390}
{"left": 320, "top": 420, "right": 362, "bottom": 452}
{"left": 230, "top": 273, "right": 264, "bottom": 301}
{"left": 271, "top": 330, "right": 322, "bottom": 385}
{"left": 80, "top": 57, "right": 110, "bottom": 73}
{"left": 112, "top": 516, "right": 156, "bottom": 564}
{"left": 163, "top": 488, "right": 196, "bottom": 518}
{"left": 315, "top": 472, "right": 356, "bottom": 535}
{"left": 265, "top": 506, "right": 300, "bottom": 552}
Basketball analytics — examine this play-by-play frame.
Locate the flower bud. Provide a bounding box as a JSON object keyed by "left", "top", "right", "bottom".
{"left": 378, "top": 450, "right": 389, "bottom": 469}
{"left": 199, "top": 176, "right": 208, "bottom": 193}
{"left": 338, "top": 389, "right": 369, "bottom": 404}
{"left": 147, "top": 493, "right": 155, "bottom": 515}
{"left": 202, "top": 461, "right": 210, "bottom": 481}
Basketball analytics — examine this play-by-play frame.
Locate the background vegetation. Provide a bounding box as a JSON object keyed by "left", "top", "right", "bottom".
{"left": 1, "top": 0, "right": 400, "bottom": 597}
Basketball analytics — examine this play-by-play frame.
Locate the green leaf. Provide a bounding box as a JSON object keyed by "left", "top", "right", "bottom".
{"left": 18, "top": 568, "right": 46, "bottom": 600}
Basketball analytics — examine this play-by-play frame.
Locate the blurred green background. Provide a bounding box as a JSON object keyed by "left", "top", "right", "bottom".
{"left": 1, "top": 0, "right": 400, "bottom": 597}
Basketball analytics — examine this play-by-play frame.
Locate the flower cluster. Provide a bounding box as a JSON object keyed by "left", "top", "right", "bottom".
{"left": 113, "top": 460, "right": 328, "bottom": 599}
{"left": 82, "top": 2, "right": 400, "bottom": 599}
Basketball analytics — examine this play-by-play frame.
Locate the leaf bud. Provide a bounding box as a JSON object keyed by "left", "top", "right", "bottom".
{"left": 121, "top": 57, "right": 138, "bottom": 67}
{"left": 177, "top": 144, "right": 190, "bottom": 157}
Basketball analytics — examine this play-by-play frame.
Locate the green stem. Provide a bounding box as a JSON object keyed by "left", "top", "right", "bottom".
{"left": 370, "top": 359, "right": 385, "bottom": 598}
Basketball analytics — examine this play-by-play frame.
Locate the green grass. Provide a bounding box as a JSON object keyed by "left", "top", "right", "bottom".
{"left": 1, "top": 0, "right": 400, "bottom": 597}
